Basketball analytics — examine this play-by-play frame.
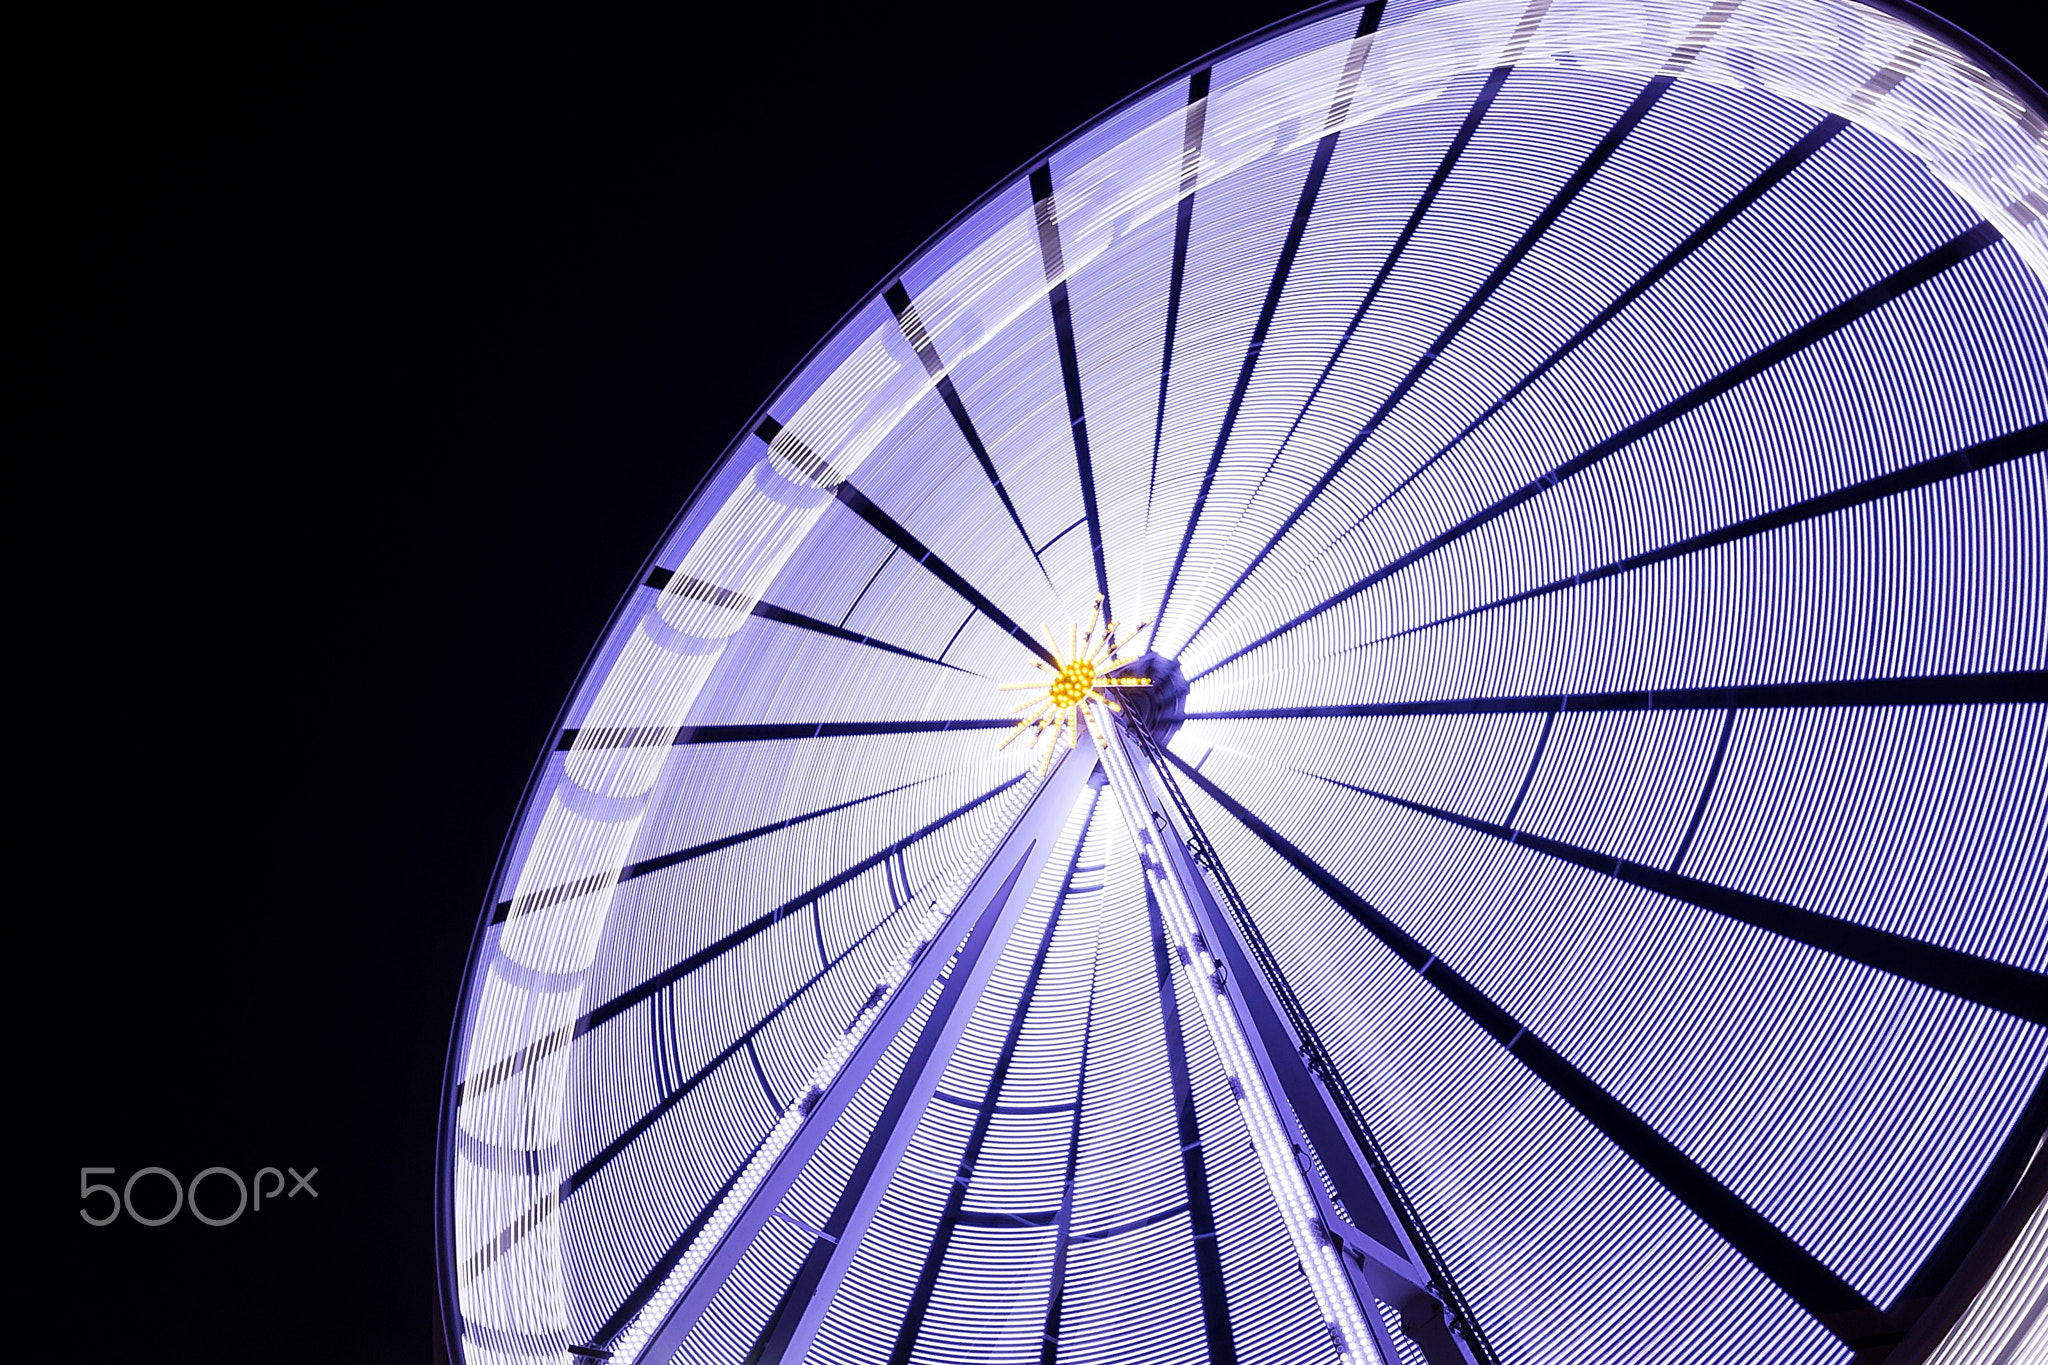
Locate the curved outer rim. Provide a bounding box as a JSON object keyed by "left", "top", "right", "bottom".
{"left": 1866, "top": 0, "right": 2047, "bottom": 115}
{"left": 431, "top": 1, "right": 2048, "bottom": 1356}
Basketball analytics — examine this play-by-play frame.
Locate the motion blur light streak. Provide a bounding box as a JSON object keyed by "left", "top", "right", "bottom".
{"left": 439, "top": 1, "right": 2048, "bottom": 1362}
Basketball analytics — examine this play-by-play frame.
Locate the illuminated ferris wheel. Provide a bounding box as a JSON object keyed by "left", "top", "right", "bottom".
{"left": 437, "top": 2, "right": 2048, "bottom": 1363}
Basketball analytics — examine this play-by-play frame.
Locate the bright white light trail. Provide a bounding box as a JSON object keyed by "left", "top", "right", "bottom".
{"left": 1088, "top": 698, "right": 1385, "bottom": 1365}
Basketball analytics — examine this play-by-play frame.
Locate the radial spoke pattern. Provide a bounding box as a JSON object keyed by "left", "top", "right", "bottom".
{"left": 441, "top": 4, "right": 2048, "bottom": 1364}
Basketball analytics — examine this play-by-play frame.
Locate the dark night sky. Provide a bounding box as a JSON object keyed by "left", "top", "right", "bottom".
{"left": 35, "top": 2, "right": 2041, "bottom": 1358}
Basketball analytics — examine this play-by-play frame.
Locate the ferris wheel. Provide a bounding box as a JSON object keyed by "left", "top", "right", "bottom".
{"left": 436, "top": 2, "right": 2048, "bottom": 1363}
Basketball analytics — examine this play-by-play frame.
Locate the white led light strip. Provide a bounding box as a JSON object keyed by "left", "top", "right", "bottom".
{"left": 609, "top": 763, "right": 1047, "bottom": 1364}
{"left": 1087, "top": 700, "right": 1384, "bottom": 1365}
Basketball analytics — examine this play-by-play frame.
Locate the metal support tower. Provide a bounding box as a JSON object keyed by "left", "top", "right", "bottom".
{"left": 596, "top": 667, "right": 1485, "bottom": 1365}
{"left": 1089, "top": 700, "right": 1484, "bottom": 1365}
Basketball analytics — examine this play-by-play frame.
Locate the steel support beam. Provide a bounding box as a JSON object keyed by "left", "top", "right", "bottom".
{"left": 1089, "top": 704, "right": 1402, "bottom": 1365}
{"left": 1095, "top": 709, "right": 1480, "bottom": 1365}
{"left": 612, "top": 740, "right": 1096, "bottom": 1363}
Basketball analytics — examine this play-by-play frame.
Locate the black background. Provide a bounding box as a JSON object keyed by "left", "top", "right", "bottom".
{"left": 34, "top": 1, "right": 2041, "bottom": 1358}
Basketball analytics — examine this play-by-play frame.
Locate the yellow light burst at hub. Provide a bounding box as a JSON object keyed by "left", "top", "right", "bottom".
{"left": 999, "top": 596, "right": 1150, "bottom": 771}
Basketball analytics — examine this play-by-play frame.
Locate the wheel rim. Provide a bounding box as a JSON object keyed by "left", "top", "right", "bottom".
{"left": 439, "top": 3, "right": 2048, "bottom": 1361}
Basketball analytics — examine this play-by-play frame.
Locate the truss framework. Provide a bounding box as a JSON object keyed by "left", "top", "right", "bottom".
{"left": 602, "top": 697, "right": 1490, "bottom": 1365}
